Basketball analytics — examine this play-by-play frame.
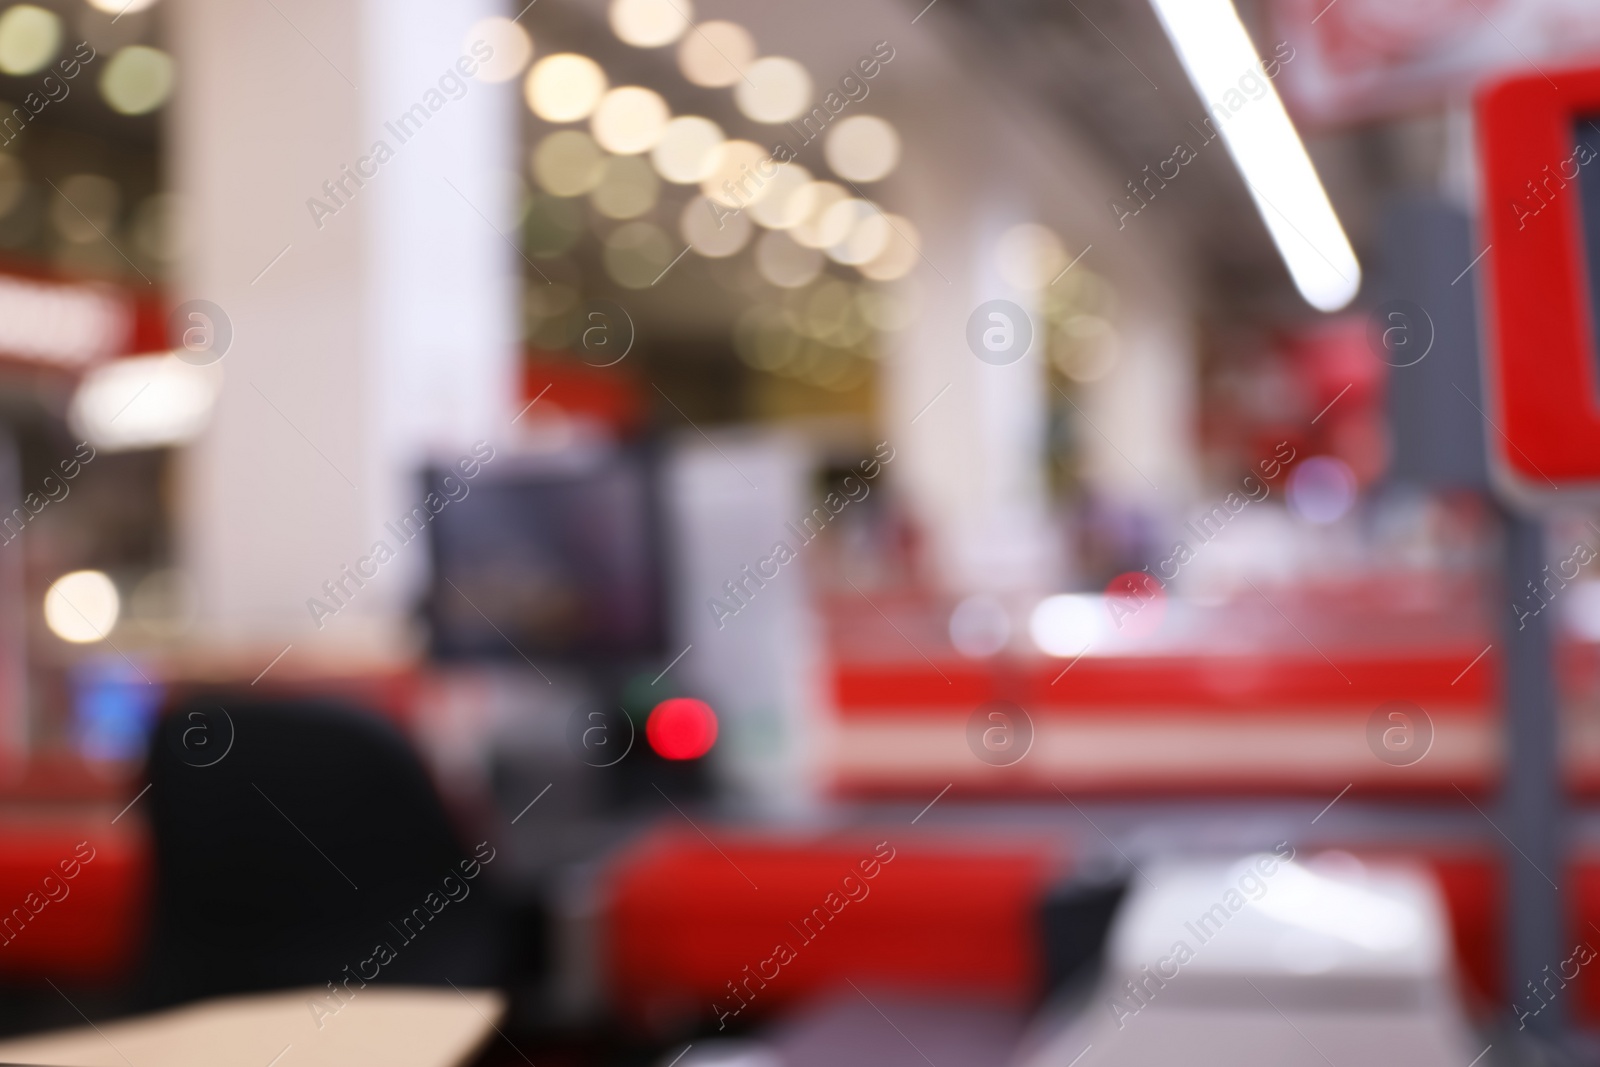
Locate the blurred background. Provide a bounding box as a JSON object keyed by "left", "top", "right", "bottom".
{"left": 0, "top": 0, "right": 1598, "bottom": 1063}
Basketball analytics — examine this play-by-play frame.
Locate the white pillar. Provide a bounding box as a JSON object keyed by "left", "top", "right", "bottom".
{"left": 879, "top": 47, "right": 1198, "bottom": 598}
{"left": 170, "top": 0, "right": 518, "bottom": 657}
{"left": 883, "top": 108, "right": 1057, "bottom": 596}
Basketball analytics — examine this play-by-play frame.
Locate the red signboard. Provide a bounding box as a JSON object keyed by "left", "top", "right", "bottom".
{"left": 1477, "top": 63, "right": 1600, "bottom": 496}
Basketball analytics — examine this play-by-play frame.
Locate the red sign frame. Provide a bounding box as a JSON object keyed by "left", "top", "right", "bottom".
{"left": 1478, "top": 63, "right": 1600, "bottom": 496}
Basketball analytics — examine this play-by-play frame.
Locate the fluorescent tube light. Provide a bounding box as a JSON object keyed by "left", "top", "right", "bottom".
{"left": 1149, "top": 0, "right": 1361, "bottom": 312}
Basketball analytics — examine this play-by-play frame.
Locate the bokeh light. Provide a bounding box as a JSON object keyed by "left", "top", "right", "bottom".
{"left": 0, "top": 5, "right": 58, "bottom": 76}
{"left": 650, "top": 115, "right": 723, "bottom": 184}
{"left": 748, "top": 164, "right": 813, "bottom": 229}
{"left": 591, "top": 154, "right": 660, "bottom": 219}
{"left": 858, "top": 286, "right": 917, "bottom": 330}
{"left": 523, "top": 193, "right": 585, "bottom": 257}
{"left": 609, "top": 0, "right": 691, "bottom": 48}
{"left": 677, "top": 20, "right": 754, "bottom": 88}
{"left": 70, "top": 354, "right": 220, "bottom": 451}
{"left": 788, "top": 182, "right": 847, "bottom": 248}
{"left": 824, "top": 200, "right": 891, "bottom": 265}
{"left": 681, "top": 195, "right": 752, "bottom": 258}
{"left": 531, "top": 130, "right": 607, "bottom": 196}
{"left": 734, "top": 56, "right": 811, "bottom": 124}
{"left": 755, "top": 229, "right": 824, "bottom": 288}
{"left": 824, "top": 115, "right": 901, "bottom": 183}
{"left": 465, "top": 17, "right": 533, "bottom": 83}
{"left": 1029, "top": 594, "right": 1104, "bottom": 656}
{"left": 100, "top": 45, "right": 174, "bottom": 114}
{"left": 733, "top": 305, "right": 801, "bottom": 373}
{"left": 99, "top": 44, "right": 172, "bottom": 115}
{"left": 44, "top": 570, "right": 120, "bottom": 644}
{"left": 602, "top": 220, "right": 673, "bottom": 288}
{"left": 816, "top": 197, "right": 872, "bottom": 251}
{"left": 802, "top": 280, "right": 865, "bottom": 343}
{"left": 858, "top": 216, "right": 920, "bottom": 281}
{"left": 950, "top": 594, "right": 1011, "bottom": 658}
{"left": 1287, "top": 456, "right": 1358, "bottom": 525}
{"left": 525, "top": 53, "right": 607, "bottom": 123}
{"left": 591, "top": 86, "right": 670, "bottom": 155}
{"left": 646, "top": 698, "right": 717, "bottom": 760}
{"left": 700, "top": 140, "right": 773, "bottom": 208}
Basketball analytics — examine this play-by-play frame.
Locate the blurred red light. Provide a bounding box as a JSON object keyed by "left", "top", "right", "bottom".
{"left": 646, "top": 698, "right": 718, "bottom": 760}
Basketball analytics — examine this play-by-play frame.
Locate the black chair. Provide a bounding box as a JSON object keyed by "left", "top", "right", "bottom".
{"left": 140, "top": 696, "right": 503, "bottom": 1008}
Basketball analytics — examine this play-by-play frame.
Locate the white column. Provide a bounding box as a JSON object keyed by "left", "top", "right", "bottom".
{"left": 878, "top": 48, "right": 1198, "bottom": 598}
{"left": 882, "top": 109, "right": 1057, "bottom": 596}
{"left": 170, "top": 0, "right": 517, "bottom": 657}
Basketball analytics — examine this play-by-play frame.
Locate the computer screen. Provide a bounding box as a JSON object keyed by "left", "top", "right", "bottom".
{"left": 423, "top": 448, "right": 666, "bottom": 663}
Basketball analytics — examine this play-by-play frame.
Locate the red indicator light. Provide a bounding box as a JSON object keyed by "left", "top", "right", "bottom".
{"left": 646, "top": 698, "right": 718, "bottom": 760}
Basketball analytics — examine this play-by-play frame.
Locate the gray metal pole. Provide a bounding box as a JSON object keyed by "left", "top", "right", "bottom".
{"left": 1501, "top": 508, "right": 1565, "bottom": 1038}
{"left": 0, "top": 426, "right": 23, "bottom": 760}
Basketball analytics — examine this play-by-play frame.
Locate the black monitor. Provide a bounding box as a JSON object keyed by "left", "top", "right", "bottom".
{"left": 422, "top": 447, "right": 666, "bottom": 663}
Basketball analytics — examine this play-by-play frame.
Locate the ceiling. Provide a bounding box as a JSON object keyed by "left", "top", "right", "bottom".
{"left": 926, "top": 0, "right": 1447, "bottom": 325}
{"left": 534, "top": 0, "right": 1449, "bottom": 335}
